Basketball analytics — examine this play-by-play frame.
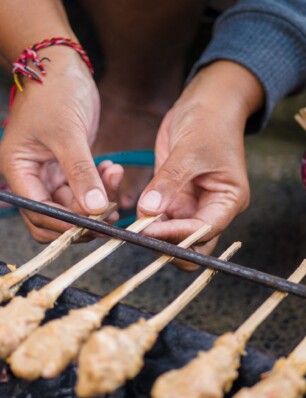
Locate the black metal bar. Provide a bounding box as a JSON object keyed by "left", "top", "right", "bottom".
{"left": 1, "top": 190, "right": 306, "bottom": 298}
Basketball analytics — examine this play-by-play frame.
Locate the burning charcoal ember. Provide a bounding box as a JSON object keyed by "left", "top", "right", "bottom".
{"left": 0, "top": 364, "right": 10, "bottom": 383}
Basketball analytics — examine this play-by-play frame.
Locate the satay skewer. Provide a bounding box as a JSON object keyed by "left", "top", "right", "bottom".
{"left": 0, "top": 203, "right": 116, "bottom": 303}
{"left": 234, "top": 336, "right": 306, "bottom": 398}
{"left": 0, "top": 215, "right": 158, "bottom": 360}
{"left": 76, "top": 242, "right": 241, "bottom": 398}
{"left": 9, "top": 224, "right": 212, "bottom": 380}
{"left": 295, "top": 107, "right": 306, "bottom": 130}
{"left": 152, "top": 260, "right": 306, "bottom": 398}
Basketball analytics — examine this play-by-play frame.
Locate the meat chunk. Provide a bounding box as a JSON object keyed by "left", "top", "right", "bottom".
{"left": 152, "top": 332, "right": 245, "bottom": 398}
{"left": 0, "top": 290, "right": 53, "bottom": 358}
{"left": 234, "top": 359, "right": 306, "bottom": 398}
{"left": 76, "top": 318, "right": 158, "bottom": 397}
{"left": 10, "top": 304, "right": 104, "bottom": 380}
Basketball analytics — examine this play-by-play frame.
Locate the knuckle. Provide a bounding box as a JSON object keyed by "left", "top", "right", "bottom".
{"left": 239, "top": 184, "right": 251, "bottom": 212}
{"left": 161, "top": 164, "right": 186, "bottom": 184}
{"left": 68, "top": 160, "right": 95, "bottom": 180}
{"left": 27, "top": 212, "right": 44, "bottom": 228}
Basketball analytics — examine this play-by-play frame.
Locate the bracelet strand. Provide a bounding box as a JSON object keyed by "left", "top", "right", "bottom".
{"left": 12, "top": 37, "right": 94, "bottom": 91}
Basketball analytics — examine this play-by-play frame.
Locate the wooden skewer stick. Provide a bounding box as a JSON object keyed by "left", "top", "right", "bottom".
{"left": 295, "top": 108, "right": 306, "bottom": 131}
{"left": 0, "top": 216, "right": 159, "bottom": 360}
{"left": 9, "top": 224, "right": 212, "bottom": 380}
{"left": 149, "top": 242, "right": 242, "bottom": 331}
{"left": 98, "top": 224, "right": 212, "bottom": 311}
{"left": 236, "top": 260, "right": 306, "bottom": 342}
{"left": 151, "top": 261, "right": 306, "bottom": 398}
{"left": 76, "top": 242, "right": 241, "bottom": 397}
{"left": 288, "top": 336, "right": 306, "bottom": 376}
{"left": 0, "top": 204, "right": 116, "bottom": 302}
{"left": 41, "top": 215, "right": 160, "bottom": 301}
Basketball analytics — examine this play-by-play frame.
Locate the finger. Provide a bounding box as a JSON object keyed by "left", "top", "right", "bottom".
{"left": 97, "top": 161, "right": 124, "bottom": 201}
{"left": 138, "top": 147, "right": 198, "bottom": 215}
{"left": 50, "top": 131, "right": 109, "bottom": 214}
{"left": 53, "top": 183, "right": 119, "bottom": 238}
{"left": 143, "top": 218, "right": 208, "bottom": 244}
{"left": 172, "top": 236, "right": 220, "bottom": 271}
{"left": 193, "top": 189, "right": 246, "bottom": 239}
{"left": 20, "top": 211, "right": 62, "bottom": 244}
{"left": 3, "top": 158, "right": 76, "bottom": 234}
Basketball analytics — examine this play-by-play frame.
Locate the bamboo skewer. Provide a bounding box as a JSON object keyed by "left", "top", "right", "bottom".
{"left": 0, "top": 215, "right": 158, "bottom": 359}
{"left": 76, "top": 242, "right": 240, "bottom": 397}
{"left": 0, "top": 204, "right": 116, "bottom": 303}
{"left": 41, "top": 215, "right": 159, "bottom": 301}
{"left": 151, "top": 260, "right": 306, "bottom": 398}
{"left": 236, "top": 260, "right": 306, "bottom": 342}
{"left": 149, "top": 242, "right": 241, "bottom": 331}
{"left": 234, "top": 336, "right": 306, "bottom": 398}
{"left": 289, "top": 336, "right": 306, "bottom": 374}
{"left": 295, "top": 107, "right": 306, "bottom": 131}
{"left": 9, "top": 224, "right": 212, "bottom": 380}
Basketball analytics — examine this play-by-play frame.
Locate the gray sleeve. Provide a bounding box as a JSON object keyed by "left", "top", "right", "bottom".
{"left": 188, "top": 0, "right": 306, "bottom": 132}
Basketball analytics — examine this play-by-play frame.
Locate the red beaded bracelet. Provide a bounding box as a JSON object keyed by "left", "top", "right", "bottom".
{"left": 3, "top": 38, "right": 94, "bottom": 128}
{"left": 12, "top": 37, "right": 94, "bottom": 91}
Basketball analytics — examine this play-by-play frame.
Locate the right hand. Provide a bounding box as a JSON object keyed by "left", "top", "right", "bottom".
{"left": 0, "top": 47, "right": 122, "bottom": 242}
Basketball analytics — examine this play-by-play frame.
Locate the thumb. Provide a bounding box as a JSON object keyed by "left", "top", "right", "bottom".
{"left": 138, "top": 148, "right": 193, "bottom": 215}
{"left": 53, "top": 136, "right": 109, "bottom": 214}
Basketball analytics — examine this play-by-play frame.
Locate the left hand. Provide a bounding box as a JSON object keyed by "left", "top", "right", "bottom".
{"left": 138, "top": 61, "right": 264, "bottom": 269}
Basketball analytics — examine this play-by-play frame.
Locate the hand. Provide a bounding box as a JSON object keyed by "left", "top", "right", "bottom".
{"left": 138, "top": 61, "right": 264, "bottom": 269}
{"left": 0, "top": 47, "right": 122, "bottom": 242}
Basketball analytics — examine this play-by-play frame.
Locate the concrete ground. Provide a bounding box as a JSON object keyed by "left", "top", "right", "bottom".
{"left": 0, "top": 85, "right": 305, "bottom": 359}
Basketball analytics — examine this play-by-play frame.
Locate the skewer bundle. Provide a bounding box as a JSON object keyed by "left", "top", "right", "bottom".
{"left": 0, "top": 200, "right": 305, "bottom": 398}
{"left": 234, "top": 337, "right": 306, "bottom": 398}
{"left": 9, "top": 224, "right": 212, "bottom": 380}
{"left": 151, "top": 260, "right": 306, "bottom": 398}
{"left": 75, "top": 242, "right": 241, "bottom": 397}
{"left": 0, "top": 213, "right": 159, "bottom": 359}
{"left": 0, "top": 203, "right": 116, "bottom": 303}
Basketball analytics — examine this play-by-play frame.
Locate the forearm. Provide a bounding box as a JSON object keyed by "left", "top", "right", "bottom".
{"left": 190, "top": 0, "right": 306, "bottom": 132}
{"left": 0, "top": 0, "right": 76, "bottom": 68}
{"left": 181, "top": 60, "right": 264, "bottom": 137}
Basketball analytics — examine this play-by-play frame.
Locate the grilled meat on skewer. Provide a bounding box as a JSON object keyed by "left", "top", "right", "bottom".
{"left": 152, "top": 333, "right": 245, "bottom": 398}
{"left": 0, "top": 290, "right": 53, "bottom": 358}
{"left": 10, "top": 304, "right": 104, "bottom": 379}
{"left": 234, "top": 353, "right": 306, "bottom": 398}
{"left": 76, "top": 319, "right": 157, "bottom": 397}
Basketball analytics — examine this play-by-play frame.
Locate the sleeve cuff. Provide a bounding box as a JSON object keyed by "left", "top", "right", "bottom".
{"left": 188, "top": 2, "right": 306, "bottom": 133}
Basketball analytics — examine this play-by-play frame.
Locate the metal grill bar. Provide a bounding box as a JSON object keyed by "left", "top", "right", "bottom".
{"left": 1, "top": 190, "right": 306, "bottom": 298}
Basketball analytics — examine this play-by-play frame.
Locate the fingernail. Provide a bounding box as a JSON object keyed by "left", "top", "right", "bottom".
{"left": 85, "top": 188, "right": 107, "bottom": 210}
{"left": 140, "top": 190, "right": 162, "bottom": 211}
{"left": 110, "top": 173, "right": 121, "bottom": 190}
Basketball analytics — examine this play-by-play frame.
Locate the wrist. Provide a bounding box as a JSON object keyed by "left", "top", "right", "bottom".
{"left": 14, "top": 41, "right": 93, "bottom": 92}
{"left": 183, "top": 60, "right": 264, "bottom": 121}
